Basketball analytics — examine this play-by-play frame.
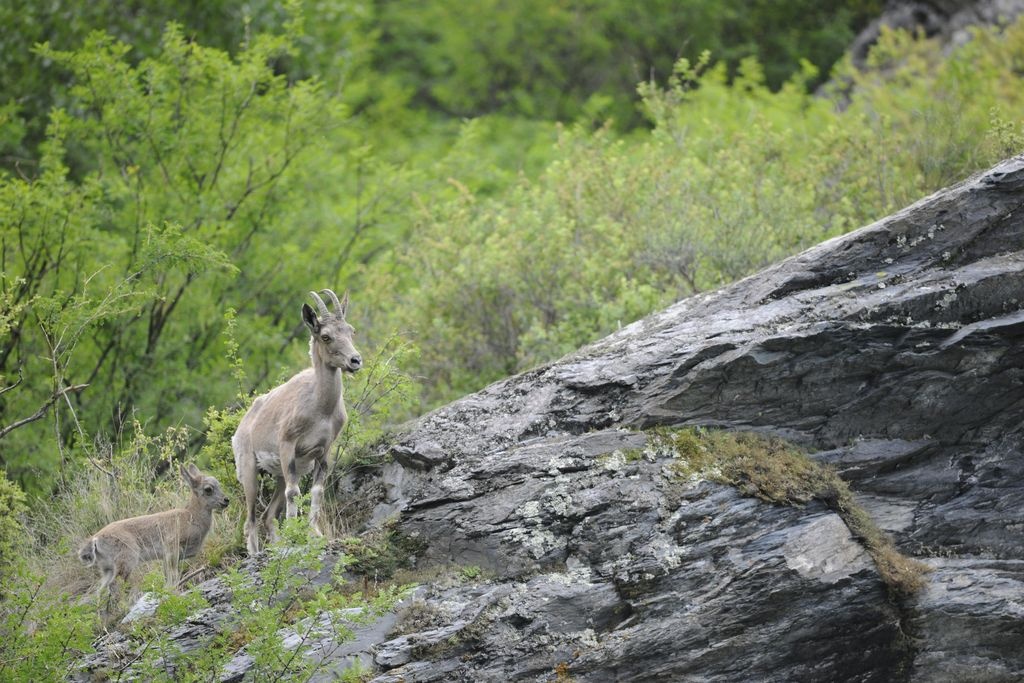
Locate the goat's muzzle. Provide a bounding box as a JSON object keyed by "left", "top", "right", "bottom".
{"left": 346, "top": 355, "right": 362, "bottom": 372}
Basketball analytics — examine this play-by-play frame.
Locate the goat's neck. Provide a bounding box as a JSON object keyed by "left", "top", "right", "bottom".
{"left": 310, "top": 343, "right": 343, "bottom": 415}
{"left": 184, "top": 496, "right": 212, "bottom": 536}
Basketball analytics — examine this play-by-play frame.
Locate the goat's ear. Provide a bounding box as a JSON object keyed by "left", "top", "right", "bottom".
{"left": 187, "top": 463, "right": 202, "bottom": 479}
{"left": 301, "top": 303, "right": 321, "bottom": 333}
{"left": 180, "top": 464, "right": 195, "bottom": 486}
{"left": 339, "top": 290, "right": 350, "bottom": 318}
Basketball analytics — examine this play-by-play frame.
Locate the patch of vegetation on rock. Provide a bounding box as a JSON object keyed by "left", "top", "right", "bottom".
{"left": 651, "top": 427, "right": 929, "bottom": 597}
{"left": 337, "top": 520, "right": 428, "bottom": 582}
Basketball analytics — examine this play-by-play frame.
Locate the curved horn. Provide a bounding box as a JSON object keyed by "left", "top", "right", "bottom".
{"left": 308, "top": 291, "right": 329, "bottom": 318}
{"left": 322, "top": 289, "right": 342, "bottom": 311}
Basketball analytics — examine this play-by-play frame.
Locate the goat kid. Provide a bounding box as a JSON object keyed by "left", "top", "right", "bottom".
{"left": 79, "top": 464, "right": 229, "bottom": 603}
{"left": 233, "top": 289, "right": 361, "bottom": 555}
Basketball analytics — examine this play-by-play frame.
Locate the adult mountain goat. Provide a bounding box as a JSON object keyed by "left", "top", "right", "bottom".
{"left": 233, "top": 289, "right": 361, "bottom": 555}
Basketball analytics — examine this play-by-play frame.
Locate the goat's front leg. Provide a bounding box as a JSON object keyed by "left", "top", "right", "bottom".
{"left": 280, "top": 441, "right": 302, "bottom": 519}
{"left": 309, "top": 458, "right": 327, "bottom": 537}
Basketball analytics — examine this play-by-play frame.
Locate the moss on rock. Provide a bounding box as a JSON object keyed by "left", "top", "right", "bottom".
{"left": 651, "top": 427, "right": 929, "bottom": 597}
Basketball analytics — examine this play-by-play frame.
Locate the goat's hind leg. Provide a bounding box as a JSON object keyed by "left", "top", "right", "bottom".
{"left": 238, "top": 452, "right": 261, "bottom": 555}
{"left": 94, "top": 564, "right": 120, "bottom": 614}
{"left": 263, "top": 476, "right": 286, "bottom": 545}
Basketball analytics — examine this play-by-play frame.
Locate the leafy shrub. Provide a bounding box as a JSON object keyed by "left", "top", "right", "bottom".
{"left": 1, "top": 15, "right": 350, "bottom": 490}
{"left": 372, "top": 0, "right": 880, "bottom": 123}
{"left": 0, "top": 574, "right": 98, "bottom": 680}
{"left": 0, "top": 471, "right": 28, "bottom": 605}
{"left": 0, "top": 473, "right": 97, "bottom": 680}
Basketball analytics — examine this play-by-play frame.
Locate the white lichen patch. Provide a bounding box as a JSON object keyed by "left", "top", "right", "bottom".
{"left": 936, "top": 290, "right": 958, "bottom": 310}
{"left": 644, "top": 440, "right": 676, "bottom": 461}
{"left": 440, "top": 473, "right": 475, "bottom": 498}
{"left": 600, "top": 450, "right": 627, "bottom": 472}
{"left": 505, "top": 526, "right": 564, "bottom": 560}
{"left": 647, "top": 536, "right": 686, "bottom": 570}
{"left": 543, "top": 486, "right": 574, "bottom": 517}
{"left": 576, "top": 628, "right": 599, "bottom": 648}
{"left": 519, "top": 500, "right": 542, "bottom": 520}
{"left": 668, "top": 460, "right": 724, "bottom": 486}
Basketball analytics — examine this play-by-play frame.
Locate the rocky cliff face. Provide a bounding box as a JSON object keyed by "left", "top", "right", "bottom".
{"left": 81, "top": 156, "right": 1024, "bottom": 682}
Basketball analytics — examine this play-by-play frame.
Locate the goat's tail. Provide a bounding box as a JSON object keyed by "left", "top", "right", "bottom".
{"left": 78, "top": 537, "right": 98, "bottom": 565}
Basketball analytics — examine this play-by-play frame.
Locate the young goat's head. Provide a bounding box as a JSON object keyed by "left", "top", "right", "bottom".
{"left": 302, "top": 289, "right": 362, "bottom": 373}
{"left": 181, "top": 463, "right": 230, "bottom": 511}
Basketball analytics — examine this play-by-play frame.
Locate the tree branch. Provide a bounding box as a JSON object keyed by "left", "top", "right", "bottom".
{"left": 0, "top": 372, "right": 23, "bottom": 397}
{"left": 0, "top": 383, "right": 89, "bottom": 440}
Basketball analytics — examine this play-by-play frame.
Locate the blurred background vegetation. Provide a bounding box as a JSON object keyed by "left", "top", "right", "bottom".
{"left": 1, "top": 0, "right": 1022, "bottom": 497}
{"left": 3, "top": 0, "right": 1024, "bottom": 674}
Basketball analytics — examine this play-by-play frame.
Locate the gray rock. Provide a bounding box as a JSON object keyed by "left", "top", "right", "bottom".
{"left": 910, "top": 559, "right": 1024, "bottom": 682}
{"left": 357, "top": 156, "right": 1024, "bottom": 680}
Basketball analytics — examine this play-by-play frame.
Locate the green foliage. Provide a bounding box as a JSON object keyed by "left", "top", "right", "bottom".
{"left": 339, "top": 659, "right": 374, "bottom": 682}
{"left": 0, "top": 472, "right": 27, "bottom": 595}
{"left": 459, "top": 565, "right": 483, "bottom": 581}
{"left": 0, "top": 19, "right": 346, "bottom": 489}
{"left": 197, "top": 403, "right": 249, "bottom": 500}
{"left": 4, "top": 1, "right": 1022, "bottom": 489}
{"left": 0, "top": 573, "right": 98, "bottom": 680}
{"left": 652, "top": 427, "right": 929, "bottom": 596}
{"left": 0, "top": 473, "right": 97, "bottom": 681}
{"left": 337, "top": 521, "right": 426, "bottom": 582}
{"left": 335, "top": 334, "right": 421, "bottom": 466}
{"left": 372, "top": 0, "right": 880, "bottom": 123}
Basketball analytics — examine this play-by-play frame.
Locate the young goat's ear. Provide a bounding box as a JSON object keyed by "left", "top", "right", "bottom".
{"left": 301, "top": 303, "right": 321, "bottom": 333}
{"left": 180, "top": 464, "right": 198, "bottom": 488}
{"left": 339, "top": 290, "right": 350, "bottom": 318}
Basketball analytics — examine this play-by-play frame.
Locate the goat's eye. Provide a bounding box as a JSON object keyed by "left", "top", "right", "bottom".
{"left": 321, "top": 334, "right": 331, "bottom": 342}
{"left": 204, "top": 485, "right": 213, "bottom": 494}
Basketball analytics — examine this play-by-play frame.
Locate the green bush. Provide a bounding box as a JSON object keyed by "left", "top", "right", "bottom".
{"left": 0, "top": 17, "right": 348, "bottom": 489}
{"left": 372, "top": 0, "right": 881, "bottom": 123}
{"left": 0, "top": 471, "right": 27, "bottom": 595}
{"left": 0, "top": 472, "right": 98, "bottom": 680}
